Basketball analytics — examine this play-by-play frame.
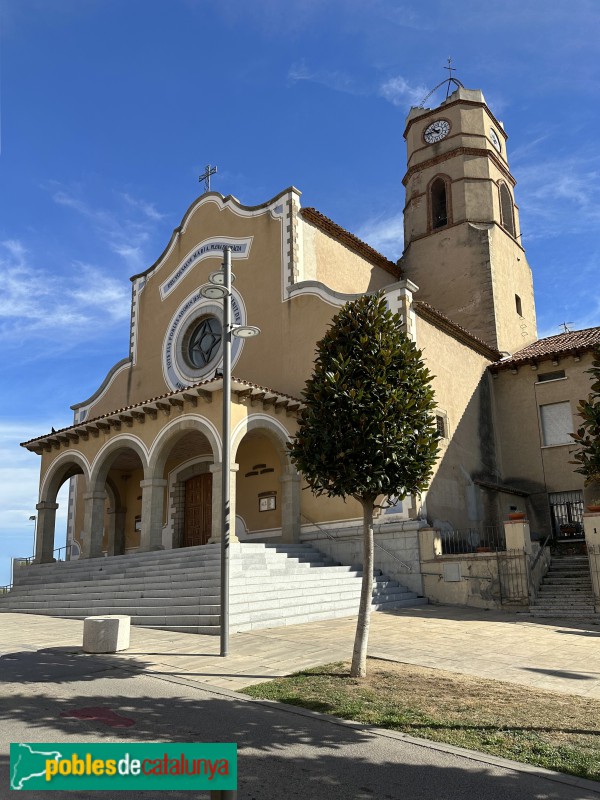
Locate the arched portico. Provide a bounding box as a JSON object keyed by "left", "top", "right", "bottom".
{"left": 85, "top": 436, "right": 149, "bottom": 559}
{"left": 148, "top": 416, "right": 220, "bottom": 549}
{"left": 36, "top": 453, "right": 90, "bottom": 564}
{"left": 232, "top": 415, "right": 300, "bottom": 543}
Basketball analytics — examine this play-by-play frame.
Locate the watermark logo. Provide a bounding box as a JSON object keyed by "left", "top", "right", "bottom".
{"left": 10, "top": 742, "right": 237, "bottom": 791}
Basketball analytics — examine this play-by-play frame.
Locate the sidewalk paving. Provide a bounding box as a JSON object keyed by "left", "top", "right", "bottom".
{"left": 2, "top": 608, "right": 600, "bottom": 799}
{"left": 2, "top": 605, "right": 598, "bottom": 696}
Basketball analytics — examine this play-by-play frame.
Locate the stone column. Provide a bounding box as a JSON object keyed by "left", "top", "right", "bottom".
{"left": 82, "top": 491, "right": 107, "bottom": 558}
{"left": 34, "top": 501, "right": 59, "bottom": 564}
{"left": 107, "top": 507, "right": 127, "bottom": 556}
{"left": 583, "top": 512, "right": 600, "bottom": 612}
{"left": 280, "top": 466, "right": 301, "bottom": 543}
{"left": 140, "top": 478, "right": 167, "bottom": 551}
{"left": 503, "top": 518, "right": 532, "bottom": 554}
{"left": 418, "top": 527, "right": 442, "bottom": 560}
{"left": 209, "top": 462, "right": 239, "bottom": 543}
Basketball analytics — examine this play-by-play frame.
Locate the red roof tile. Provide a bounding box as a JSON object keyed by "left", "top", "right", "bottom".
{"left": 491, "top": 326, "right": 600, "bottom": 371}
{"left": 20, "top": 376, "right": 303, "bottom": 449}
{"left": 414, "top": 301, "right": 502, "bottom": 360}
{"left": 300, "top": 208, "right": 400, "bottom": 278}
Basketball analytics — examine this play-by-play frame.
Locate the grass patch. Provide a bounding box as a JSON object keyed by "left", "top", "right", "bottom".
{"left": 241, "top": 659, "right": 600, "bottom": 781}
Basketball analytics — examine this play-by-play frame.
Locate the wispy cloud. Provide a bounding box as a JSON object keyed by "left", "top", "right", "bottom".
{"left": 0, "top": 240, "right": 130, "bottom": 352}
{"left": 378, "top": 75, "right": 428, "bottom": 108}
{"left": 288, "top": 60, "right": 363, "bottom": 96}
{"left": 288, "top": 62, "right": 428, "bottom": 111}
{"left": 518, "top": 154, "right": 600, "bottom": 240}
{"left": 51, "top": 186, "right": 164, "bottom": 273}
{"left": 356, "top": 212, "right": 404, "bottom": 261}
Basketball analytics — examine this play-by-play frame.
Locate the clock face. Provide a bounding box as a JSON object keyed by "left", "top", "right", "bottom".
{"left": 489, "top": 128, "right": 502, "bottom": 152}
{"left": 423, "top": 119, "right": 450, "bottom": 144}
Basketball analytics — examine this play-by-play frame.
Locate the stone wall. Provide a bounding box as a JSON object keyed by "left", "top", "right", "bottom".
{"left": 299, "top": 519, "right": 424, "bottom": 595}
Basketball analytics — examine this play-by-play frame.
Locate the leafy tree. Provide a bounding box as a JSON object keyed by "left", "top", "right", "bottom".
{"left": 289, "top": 292, "right": 439, "bottom": 677}
{"left": 571, "top": 347, "right": 600, "bottom": 489}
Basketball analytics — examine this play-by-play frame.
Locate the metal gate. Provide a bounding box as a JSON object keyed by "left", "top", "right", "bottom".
{"left": 548, "top": 490, "right": 584, "bottom": 540}
{"left": 497, "top": 550, "right": 529, "bottom": 605}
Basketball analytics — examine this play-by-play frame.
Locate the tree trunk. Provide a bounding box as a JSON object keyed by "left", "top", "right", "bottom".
{"left": 350, "top": 499, "right": 374, "bottom": 677}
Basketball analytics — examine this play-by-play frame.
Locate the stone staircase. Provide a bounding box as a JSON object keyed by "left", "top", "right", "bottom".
{"left": 0, "top": 542, "right": 426, "bottom": 634}
{"left": 529, "top": 554, "right": 595, "bottom": 619}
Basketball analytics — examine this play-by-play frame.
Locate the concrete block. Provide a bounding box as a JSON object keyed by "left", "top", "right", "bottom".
{"left": 83, "top": 615, "right": 130, "bottom": 653}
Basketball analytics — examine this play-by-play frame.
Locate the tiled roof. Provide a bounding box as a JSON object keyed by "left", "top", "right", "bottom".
{"left": 300, "top": 208, "right": 400, "bottom": 278}
{"left": 491, "top": 326, "right": 600, "bottom": 371}
{"left": 414, "top": 301, "right": 502, "bottom": 361}
{"left": 20, "top": 376, "right": 303, "bottom": 450}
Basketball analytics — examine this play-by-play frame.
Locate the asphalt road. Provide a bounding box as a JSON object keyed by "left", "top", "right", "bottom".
{"left": 0, "top": 645, "right": 599, "bottom": 800}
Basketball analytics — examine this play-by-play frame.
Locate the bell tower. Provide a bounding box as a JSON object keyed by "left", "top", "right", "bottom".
{"left": 399, "top": 85, "right": 537, "bottom": 353}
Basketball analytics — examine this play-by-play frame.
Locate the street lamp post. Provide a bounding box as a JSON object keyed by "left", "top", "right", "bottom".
{"left": 200, "top": 246, "right": 260, "bottom": 658}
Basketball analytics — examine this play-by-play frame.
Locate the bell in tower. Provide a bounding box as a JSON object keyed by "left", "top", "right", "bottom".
{"left": 399, "top": 76, "right": 537, "bottom": 354}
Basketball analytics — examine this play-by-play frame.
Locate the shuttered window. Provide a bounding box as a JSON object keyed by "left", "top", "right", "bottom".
{"left": 540, "top": 402, "right": 573, "bottom": 446}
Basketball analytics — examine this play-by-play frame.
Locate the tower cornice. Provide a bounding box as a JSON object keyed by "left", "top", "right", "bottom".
{"left": 402, "top": 146, "right": 517, "bottom": 188}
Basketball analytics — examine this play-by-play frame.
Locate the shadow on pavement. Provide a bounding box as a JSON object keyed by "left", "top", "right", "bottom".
{"left": 0, "top": 738, "right": 594, "bottom": 800}
{"left": 0, "top": 649, "right": 149, "bottom": 684}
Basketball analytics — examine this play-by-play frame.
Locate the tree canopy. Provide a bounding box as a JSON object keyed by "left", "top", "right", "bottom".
{"left": 571, "top": 347, "right": 600, "bottom": 487}
{"left": 289, "top": 292, "right": 440, "bottom": 505}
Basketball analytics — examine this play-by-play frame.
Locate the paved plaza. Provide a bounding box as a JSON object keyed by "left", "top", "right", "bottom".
{"left": 2, "top": 606, "right": 598, "bottom": 695}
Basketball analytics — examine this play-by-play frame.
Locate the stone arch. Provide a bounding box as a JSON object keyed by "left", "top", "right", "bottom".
{"left": 40, "top": 451, "right": 90, "bottom": 503}
{"left": 142, "top": 417, "right": 220, "bottom": 551}
{"left": 148, "top": 415, "right": 221, "bottom": 476}
{"left": 35, "top": 452, "right": 91, "bottom": 564}
{"left": 428, "top": 174, "right": 451, "bottom": 230}
{"left": 83, "top": 436, "right": 149, "bottom": 559}
{"left": 499, "top": 181, "right": 516, "bottom": 238}
{"left": 231, "top": 414, "right": 291, "bottom": 465}
{"left": 89, "top": 435, "right": 150, "bottom": 490}
{"left": 232, "top": 415, "right": 299, "bottom": 542}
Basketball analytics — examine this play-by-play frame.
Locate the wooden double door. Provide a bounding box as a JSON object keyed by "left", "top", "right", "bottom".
{"left": 183, "top": 473, "right": 212, "bottom": 547}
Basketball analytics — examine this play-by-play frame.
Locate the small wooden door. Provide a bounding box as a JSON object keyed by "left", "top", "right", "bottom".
{"left": 183, "top": 473, "right": 212, "bottom": 547}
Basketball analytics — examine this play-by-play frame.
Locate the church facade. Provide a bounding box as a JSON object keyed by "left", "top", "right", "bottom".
{"left": 21, "top": 86, "right": 600, "bottom": 569}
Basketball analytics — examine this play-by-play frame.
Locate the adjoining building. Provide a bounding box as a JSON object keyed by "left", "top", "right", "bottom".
{"left": 16, "top": 85, "right": 600, "bottom": 618}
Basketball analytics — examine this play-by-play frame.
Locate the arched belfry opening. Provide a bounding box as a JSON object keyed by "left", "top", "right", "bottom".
{"left": 430, "top": 177, "right": 449, "bottom": 230}
{"left": 499, "top": 182, "right": 516, "bottom": 238}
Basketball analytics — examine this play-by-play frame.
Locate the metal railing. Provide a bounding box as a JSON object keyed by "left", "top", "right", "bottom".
{"left": 2, "top": 545, "right": 73, "bottom": 594}
{"left": 440, "top": 526, "right": 505, "bottom": 555}
{"left": 300, "top": 512, "right": 412, "bottom": 572}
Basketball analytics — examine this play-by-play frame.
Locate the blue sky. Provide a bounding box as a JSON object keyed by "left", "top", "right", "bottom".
{"left": 1, "top": 0, "right": 599, "bottom": 584}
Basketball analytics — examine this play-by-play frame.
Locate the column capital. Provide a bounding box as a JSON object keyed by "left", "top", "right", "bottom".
{"left": 140, "top": 478, "right": 168, "bottom": 489}
{"left": 209, "top": 462, "right": 239, "bottom": 473}
{"left": 82, "top": 492, "right": 108, "bottom": 501}
{"left": 280, "top": 465, "right": 300, "bottom": 481}
{"left": 36, "top": 501, "right": 59, "bottom": 511}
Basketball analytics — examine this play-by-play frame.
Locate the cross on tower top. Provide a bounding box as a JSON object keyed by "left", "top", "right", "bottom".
{"left": 444, "top": 57, "right": 456, "bottom": 79}
{"left": 199, "top": 164, "right": 218, "bottom": 193}
{"left": 418, "top": 60, "right": 464, "bottom": 108}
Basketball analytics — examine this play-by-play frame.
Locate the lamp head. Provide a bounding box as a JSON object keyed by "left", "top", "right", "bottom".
{"left": 232, "top": 325, "right": 260, "bottom": 339}
{"left": 200, "top": 284, "right": 228, "bottom": 300}
{"left": 209, "top": 270, "right": 235, "bottom": 286}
